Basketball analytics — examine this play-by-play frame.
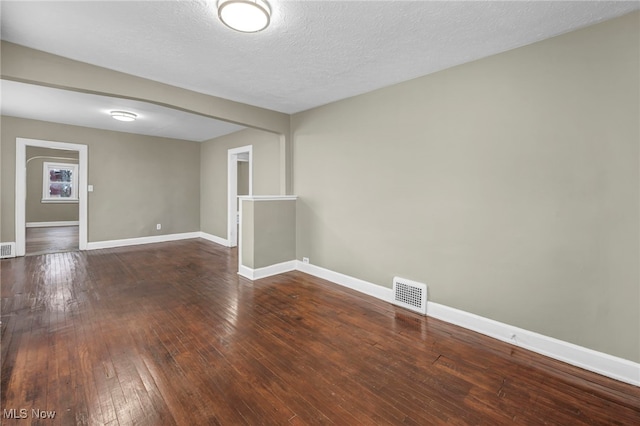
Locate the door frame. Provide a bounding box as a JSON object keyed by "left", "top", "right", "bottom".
{"left": 227, "top": 145, "right": 253, "bottom": 247}
{"left": 15, "top": 138, "right": 88, "bottom": 256}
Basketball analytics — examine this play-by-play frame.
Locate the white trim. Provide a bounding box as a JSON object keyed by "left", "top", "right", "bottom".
{"left": 16, "top": 138, "right": 88, "bottom": 256}
{"left": 426, "top": 302, "right": 640, "bottom": 387}
{"left": 26, "top": 221, "right": 80, "bottom": 228}
{"left": 295, "top": 261, "right": 640, "bottom": 387}
{"left": 86, "top": 232, "right": 200, "bottom": 250}
{"left": 40, "top": 199, "right": 79, "bottom": 204}
{"left": 238, "top": 264, "right": 254, "bottom": 280}
{"left": 238, "top": 260, "right": 297, "bottom": 281}
{"left": 227, "top": 145, "right": 253, "bottom": 248}
{"left": 238, "top": 195, "right": 298, "bottom": 201}
{"left": 198, "top": 232, "right": 230, "bottom": 247}
{"left": 26, "top": 155, "right": 78, "bottom": 165}
{"left": 296, "top": 261, "right": 394, "bottom": 302}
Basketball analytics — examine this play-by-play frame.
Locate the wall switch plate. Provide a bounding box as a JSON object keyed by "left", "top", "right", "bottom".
{"left": 302, "top": 257, "right": 309, "bottom": 264}
{"left": 156, "top": 224, "right": 161, "bottom": 230}
{"left": 88, "top": 185, "right": 94, "bottom": 192}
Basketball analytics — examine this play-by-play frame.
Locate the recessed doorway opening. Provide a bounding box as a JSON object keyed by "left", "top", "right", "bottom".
{"left": 15, "top": 138, "right": 88, "bottom": 257}
{"left": 227, "top": 145, "right": 253, "bottom": 247}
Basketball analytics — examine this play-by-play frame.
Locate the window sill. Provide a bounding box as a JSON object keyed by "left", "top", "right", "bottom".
{"left": 41, "top": 199, "right": 79, "bottom": 204}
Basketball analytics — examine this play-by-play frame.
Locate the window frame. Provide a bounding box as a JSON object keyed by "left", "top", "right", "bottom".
{"left": 42, "top": 161, "right": 79, "bottom": 203}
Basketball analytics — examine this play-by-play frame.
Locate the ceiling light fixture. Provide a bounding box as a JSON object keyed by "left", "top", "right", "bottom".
{"left": 110, "top": 111, "right": 137, "bottom": 122}
{"left": 218, "top": 0, "right": 271, "bottom": 33}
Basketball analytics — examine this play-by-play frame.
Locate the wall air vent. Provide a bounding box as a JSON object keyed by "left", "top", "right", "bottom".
{"left": 0, "top": 242, "right": 16, "bottom": 259}
{"left": 392, "top": 276, "right": 427, "bottom": 315}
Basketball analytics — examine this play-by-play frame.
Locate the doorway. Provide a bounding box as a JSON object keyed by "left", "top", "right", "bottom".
{"left": 24, "top": 146, "right": 80, "bottom": 255}
{"left": 15, "top": 138, "right": 88, "bottom": 257}
{"left": 227, "top": 145, "right": 252, "bottom": 247}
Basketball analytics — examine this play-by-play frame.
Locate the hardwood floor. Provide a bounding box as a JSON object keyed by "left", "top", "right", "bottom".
{"left": 25, "top": 226, "right": 79, "bottom": 256}
{"left": 1, "top": 239, "right": 638, "bottom": 425}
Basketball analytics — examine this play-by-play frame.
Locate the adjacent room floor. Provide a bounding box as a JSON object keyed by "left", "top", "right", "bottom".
{"left": 25, "top": 225, "right": 79, "bottom": 256}
{"left": 1, "top": 239, "right": 638, "bottom": 425}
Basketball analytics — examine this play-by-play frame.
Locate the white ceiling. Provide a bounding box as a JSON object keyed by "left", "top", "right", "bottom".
{"left": 1, "top": 1, "right": 638, "bottom": 139}
{"left": 0, "top": 80, "right": 245, "bottom": 142}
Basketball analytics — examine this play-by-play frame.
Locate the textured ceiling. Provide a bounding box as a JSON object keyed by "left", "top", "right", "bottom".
{"left": 1, "top": 0, "right": 639, "bottom": 137}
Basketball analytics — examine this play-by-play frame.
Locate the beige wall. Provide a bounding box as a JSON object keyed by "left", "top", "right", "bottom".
{"left": 241, "top": 200, "right": 254, "bottom": 269}
{"left": 200, "top": 128, "right": 281, "bottom": 238}
{"left": 240, "top": 199, "right": 296, "bottom": 270}
{"left": 253, "top": 200, "right": 296, "bottom": 269}
{"left": 292, "top": 13, "right": 639, "bottom": 362}
{"left": 1, "top": 116, "right": 200, "bottom": 242}
{"left": 26, "top": 147, "right": 79, "bottom": 223}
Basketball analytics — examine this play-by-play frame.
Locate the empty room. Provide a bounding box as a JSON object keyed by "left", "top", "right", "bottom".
{"left": 1, "top": 1, "right": 639, "bottom": 424}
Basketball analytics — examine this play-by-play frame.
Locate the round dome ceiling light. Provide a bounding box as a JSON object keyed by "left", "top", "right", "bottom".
{"left": 218, "top": 0, "right": 271, "bottom": 33}
{"left": 110, "top": 111, "right": 137, "bottom": 122}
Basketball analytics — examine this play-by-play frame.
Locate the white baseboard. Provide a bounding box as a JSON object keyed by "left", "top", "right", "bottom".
{"left": 295, "top": 260, "right": 640, "bottom": 387}
{"left": 426, "top": 302, "right": 640, "bottom": 387}
{"left": 296, "top": 260, "right": 393, "bottom": 301}
{"left": 198, "top": 232, "right": 230, "bottom": 247}
{"left": 86, "top": 232, "right": 200, "bottom": 250}
{"left": 26, "top": 221, "right": 79, "bottom": 228}
{"left": 239, "top": 260, "right": 297, "bottom": 281}
{"left": 238, "top": 265, "right": 254, "bottom": 280}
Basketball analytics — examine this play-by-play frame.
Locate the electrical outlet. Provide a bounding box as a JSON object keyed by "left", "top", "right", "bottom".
{"left": 156, "top": 224, "right": 162, "bottom": 230}
{"left": 302, "top": 257, "right": 309, "bottom": 264}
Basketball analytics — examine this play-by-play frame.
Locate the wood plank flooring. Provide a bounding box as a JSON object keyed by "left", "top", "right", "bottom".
{"left": 1, "top": 239, "right": 638, "bottom": 425}
{"left": 25, "top": 226, "right": 79, "bottom": 256}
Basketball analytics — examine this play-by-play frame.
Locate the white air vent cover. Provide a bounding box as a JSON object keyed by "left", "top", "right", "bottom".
{"left": 392, "top": 276, "right": 427, "bottom": 315}
{"left": 0, "top": 242, "right": 16, "bottom": 259}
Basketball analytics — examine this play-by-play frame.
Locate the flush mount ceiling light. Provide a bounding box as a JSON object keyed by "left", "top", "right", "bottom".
{"left": 110, "top": 111, "right": 137, "bottom": 122}
{"left": 218, "top": 0, "right": 271, "bottom": 33}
